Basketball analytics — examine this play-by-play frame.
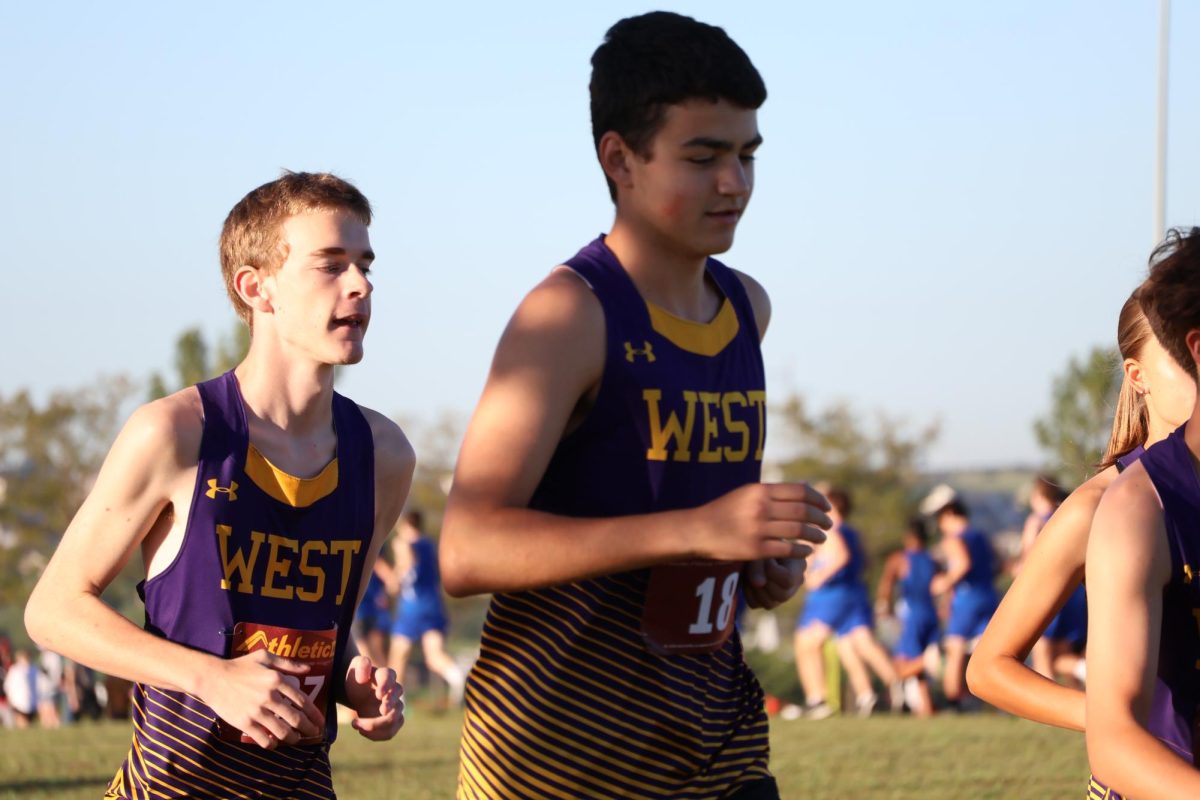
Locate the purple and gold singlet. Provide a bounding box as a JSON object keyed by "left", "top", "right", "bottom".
{"left": 106, "top": 371, "right": 375, "bottom": 800}
{"left": 1140, "top": 428, "right": 1200, "bottom": 760}
{"left": 1089, "top": 430, "right": 1200, "bottom": 798}
{"left": 459, "top": 237, "right": 771, "bottom": 799}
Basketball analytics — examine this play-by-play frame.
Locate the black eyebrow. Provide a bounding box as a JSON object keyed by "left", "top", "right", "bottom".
{"left": 309, "top": 247, "right": 375, "bottom": 262}
{"left": 681, "top": 134, "right": 764, "bottom": 152}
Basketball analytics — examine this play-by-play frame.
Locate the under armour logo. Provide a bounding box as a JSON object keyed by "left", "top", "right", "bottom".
{"left": 206, "top": 479, "right": 239, "bottom": 501}
{"left": 1186, "top": 564, "right": 1195, "bottom": 585}
{"left": 624, "top": 341, "right": 656, "bottom": 363}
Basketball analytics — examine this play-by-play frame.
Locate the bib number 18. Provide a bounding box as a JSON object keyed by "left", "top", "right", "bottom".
{"left": 688, "top": 572, "right": 740, "bottom": 635}
{"left": 642, "top": 561, "right": 741, "bottom": 655}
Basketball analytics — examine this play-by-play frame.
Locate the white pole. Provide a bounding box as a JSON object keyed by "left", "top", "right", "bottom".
{"left": 1154, "top": 0, "right": 1170, "bottom": 243}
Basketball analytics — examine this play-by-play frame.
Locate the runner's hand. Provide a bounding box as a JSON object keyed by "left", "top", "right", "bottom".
{"left": 743, "top": 557, "right": 807, "bottom": 609}
{"left": 344, "top": 655, "right": 405, "bottom": 741}
{"left": 200, "top": 650, "right": 324, "bottom": 749}
{"left": 693, "top": 482, "right": 831, "bottom": 562}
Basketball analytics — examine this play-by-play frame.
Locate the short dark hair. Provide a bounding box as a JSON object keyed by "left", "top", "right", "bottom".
{"left": 905, "top": 518, "right": 929, "bottom": 547}
{"left": 937, "top": 499, "right": 969, "bottom": 520}
{"left": 1031, "top": 475, "right": 1068, "bottom": 506}
{"left": 404, "top": 509, "right": 424, "bottom": 531}
{"left": 589, "top": 11, "right": 767, "bottom": 201}
{"left": 825, "top": 486, "right": 852, "bottom": 518}
{"left": 1141, "top": 227, "right": 1200, "bottom": 378}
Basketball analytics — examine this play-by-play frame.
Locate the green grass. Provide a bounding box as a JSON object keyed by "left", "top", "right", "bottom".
{"left": 0, "top": 710, "right": 1088, "bottom": 799}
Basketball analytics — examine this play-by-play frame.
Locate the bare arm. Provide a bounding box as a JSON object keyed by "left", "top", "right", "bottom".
{"left": 441, "top": 271, "right": 827, "bottom": 597}
{"left": 1085, "top": 465, "right": 1200, "bottom": 796}
{"left": 24, "top": 393, "right": 320, "bottom": 748}
{"left": 932, "top": 537, "right": 970, "bottom": 595}
{"left": 338, "top": 412, "right": 414, "bottom": 740}
{"left": 803, "top": 528, "right": 849, "bottom": 591}
{"left": 875, "top": 551, "right": 905, "bottom": 616}
{"left": 967, "top": 473, "right": 1110, "bottom": 731}
{"left": 734, "top": 270, "right": 817, "bottom": 611}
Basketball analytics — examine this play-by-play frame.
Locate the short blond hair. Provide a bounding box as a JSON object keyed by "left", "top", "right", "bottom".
{"left": 219, "top": 171, "right": 372, "bottom": 324}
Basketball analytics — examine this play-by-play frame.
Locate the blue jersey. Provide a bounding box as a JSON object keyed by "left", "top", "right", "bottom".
{"left": 901, "top": 550, "right": 936, "bottom": 616}
{"left": 400, "top": 537, "right": 442, "bottom": 607}
{"left": 946, "top": 529, "right": 997, "bottom": 639}
{"left": 355, "top": 572, "right": 390, "bottom": 631}
{"left": 392, "top": 537, "right": 448, "bottom": 639}
{"left": 826, "top": 523, "right": 866, "bottom": 588}
{"left": 106, "top": 371, "right": 375, "bottom": 800}
{"left": 895, "top": 549, "right": 939, "bottom": 659}
{"left": 460, "top": 237, "right": 770, "bottom": 799}
{"left": 959, "top": 528, "right": 996, "bottom": 594}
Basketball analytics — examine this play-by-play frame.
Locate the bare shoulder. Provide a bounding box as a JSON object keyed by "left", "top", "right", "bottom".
{"left": 1089, "top": 461, "right": 1170, "bottom": 588}
{"left": 119, "top": 387, "right": 204, "bottom": 469}
{"left": 358, "top": 406, "right": 416, "bottom": 483}
{"left": 488, "top": 267, "right": 606, "bottom": 389}
{"left": 1041, "top": 470, "right": 1111, "bottom": 537}
{"left": 513, "top": 268, "right": 605, "bottom": 339}
{"left": 1019, "top": 472, "right": 1113, "bottom": 578}
{"left": 1096, "top": 461, "right": 1160, "bottom": 524}
{"left": 731, "top": 269, "right": 771, "bottom": 340}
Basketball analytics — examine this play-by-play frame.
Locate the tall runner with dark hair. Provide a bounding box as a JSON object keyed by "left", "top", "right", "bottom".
{"left": 1086, "top": 228, "right": 1200, "bottom": 798}
{"left": 25, "top": 172, "right": 412, "bottom": 799}
{"left": 440, "top": 12, "right": 830, "bottom": 799}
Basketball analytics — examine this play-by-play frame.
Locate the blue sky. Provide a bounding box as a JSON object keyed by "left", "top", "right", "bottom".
{"left": 2, "top": 1, "right": 1197, "bottom": 469}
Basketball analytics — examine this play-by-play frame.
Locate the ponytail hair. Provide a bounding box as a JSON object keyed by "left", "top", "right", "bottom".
{"left": 1097, "top": 289, "right": 1152, "bottom": 471}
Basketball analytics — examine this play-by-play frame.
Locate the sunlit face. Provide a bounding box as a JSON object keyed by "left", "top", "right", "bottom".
{"left": 1133, "top": 334, "right": 1197, "bottom": 431}
{"left": 622, "top": 99, "right": 761, "bottom": 258}
{"left": 259, "top": 209, "right": 374, "bottom": 366}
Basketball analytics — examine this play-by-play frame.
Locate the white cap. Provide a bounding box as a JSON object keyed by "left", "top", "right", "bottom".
{"left": 919, "top": 483, "right": 958, "bottom": 516}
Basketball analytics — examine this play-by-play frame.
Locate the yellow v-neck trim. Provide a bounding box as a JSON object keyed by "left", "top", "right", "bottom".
{"left": 645, "top": 298, "right": 740, "bottom": 357}
{"left": 244, "top": 444, "right": 338, "bottom": 508}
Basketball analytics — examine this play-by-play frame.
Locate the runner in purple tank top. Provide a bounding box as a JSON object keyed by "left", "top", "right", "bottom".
{"left": 968, "top": 286, "right": 1194, "bottom": 740}
{"left": 1086, "top": 227, "right": 1200, "bottom": 797}
{"left": 25, "top": 172, "right": 414, "bottom": 799}
{"left": 440, "top": 13, "right": 831, "bottom": 799}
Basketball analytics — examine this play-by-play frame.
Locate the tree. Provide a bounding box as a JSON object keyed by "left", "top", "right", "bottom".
{"left": 396, "top": 410, "right": 464, "bottom": 527}
{"left": 744, "top": 392, "right": 939, "bottom": 701}
{"left": 1032, "top": 346, "right": 1120, "bottom": 484}
{"left": 0, "top": 376, "right": 134, "bottom": 611}
{"left": 148, "top": 323, "right": 249, "bottom": 399}
{"left": 772, "top": 394, "right": 940, "bottom": 564}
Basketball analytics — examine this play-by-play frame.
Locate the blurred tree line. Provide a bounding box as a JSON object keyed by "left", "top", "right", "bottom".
{"left": 148, "top": 325, "right": 249, "bottom": 400}
{"left": 774, "top": 395, "right": 939, "bottom": 557}
{"left": 11, "top": 324, "right": 1123, "bottom": 658}
{"left": 1033, "top": 345, "right": 1121, "bottom": 486}
{"left": 0, "top": 377, "right": 134, "bottom": 613}
{"left": 0, "top": 324, "right": 251, "bottom": 639}
{"left": 1, "top": 320, "right": 947, "bottom": 648}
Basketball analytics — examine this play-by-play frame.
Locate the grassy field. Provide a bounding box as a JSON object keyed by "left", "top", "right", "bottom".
{"left": 0, "top": 709, "right": 1089, "bottom": 799}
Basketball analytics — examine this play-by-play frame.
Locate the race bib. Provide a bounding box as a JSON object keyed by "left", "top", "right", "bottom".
{"left": 641, "top": 561, "right": 741, "bottom": 655}
{"left": 217, "top": 621, "right": 336, "bottom": 746}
